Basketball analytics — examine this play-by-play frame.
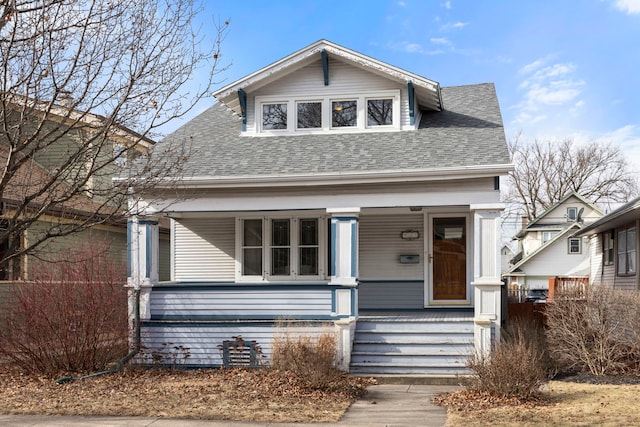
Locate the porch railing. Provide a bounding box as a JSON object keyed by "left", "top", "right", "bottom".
{"left": 548, "top": 276, "right": 589, "bottom": 301}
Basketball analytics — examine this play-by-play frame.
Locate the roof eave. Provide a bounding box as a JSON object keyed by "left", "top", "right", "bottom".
{"left": 137, "top": 163, "right": 513, "bottom": 190}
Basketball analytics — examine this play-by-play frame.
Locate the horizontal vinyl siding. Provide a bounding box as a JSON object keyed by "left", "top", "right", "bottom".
{"left": 614, "top": 275, "right": 637, "bottom": 291}
{"left": 601, "top": 264, "right": 615, "bottom": 287}
{"left": 174, "top": 218, "right": 235, "bottom": 281}
{"left": 359, "top": 281, "right": 424, "bottom": 310}
{"left": 140, "top": 322, "right": 333, "bottom": 367}
{"left": 360, "top": 214, "right": 424, "bottom": 279}
{"left": 149, "top": 287, "right": 333, "bottom": 319}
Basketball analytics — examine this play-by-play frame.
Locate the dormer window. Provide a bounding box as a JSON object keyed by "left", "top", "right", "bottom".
{"left": 255, "top": 90, "right": 400, "bottom": 135}
{"left": 296, "top": 102, "right": 322, "bottom": 129}
{"left": 262, "top": 103, "right": 287, "bottom": 130}
{"left": 332, "top": 100, "right": 357, "bottom": 127}
{"left": 367, "top": 98, "right": 393, "bottom": 126}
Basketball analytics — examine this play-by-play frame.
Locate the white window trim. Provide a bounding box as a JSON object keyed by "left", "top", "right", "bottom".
{"left": 604, "top": 231, "right": 614, "bottom": 266}
{"left": 568, "top": 237, "right": 582, "bottom": 254}
{"left": 254, "top": 90, "right": 401, "bottom": 135}
{"left": 235, "top": 213, "right": 327, "bottom": 282}
{"left": 617, "top": 225, "right": 637, "bottom": 276}
{"left": 567, "top": 207, "right": 577, "bottom": 221}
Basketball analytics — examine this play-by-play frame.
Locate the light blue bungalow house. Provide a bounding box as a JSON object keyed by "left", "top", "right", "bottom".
{"left": 124, "top": 40, "right": 512, "bottom": 376}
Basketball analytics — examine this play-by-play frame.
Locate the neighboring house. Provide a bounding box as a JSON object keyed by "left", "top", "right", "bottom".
{"left": 501, "top": 243, "right": 516, "bottom": 273}
{"left": 0, "top": 98, "right": 170, "bottom": 281}
{"left": 574, "top": 197, "right": 640, "bottom": 290}
{"left": 125, "top": 40, "right": 512, "bottom": 375}
{"left": 504, "top": 193, "right": 604, "bottom": 290}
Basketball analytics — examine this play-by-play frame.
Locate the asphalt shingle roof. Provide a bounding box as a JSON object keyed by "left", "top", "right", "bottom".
{"left": 149, "top": 83, "right": 510, "bottom": 180}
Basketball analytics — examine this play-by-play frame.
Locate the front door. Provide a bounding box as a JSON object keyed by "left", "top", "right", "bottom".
{"left": 428, "top": 216, "right": 468, "bottom": 303}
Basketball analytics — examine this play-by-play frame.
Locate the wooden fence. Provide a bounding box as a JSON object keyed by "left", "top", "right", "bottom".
{"left": 548, "top": 276, "right": 589, "bottom": 301}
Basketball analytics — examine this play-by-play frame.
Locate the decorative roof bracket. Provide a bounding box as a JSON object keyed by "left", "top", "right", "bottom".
{"left": 321, "top": 49, "right": 329, "bottom": 86}
{"left": 407, "top": 81, "right": 415, "bottom": 126}
{"left": 237, "top": 88, "right": 247, "bottom": 131}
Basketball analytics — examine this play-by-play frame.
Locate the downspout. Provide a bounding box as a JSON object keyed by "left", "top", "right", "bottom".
{"left": 56, "top": 288, "right": 141, "bottom": 384}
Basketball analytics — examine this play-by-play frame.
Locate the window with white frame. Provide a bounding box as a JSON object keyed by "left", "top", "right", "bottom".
{"left": 296, "top": 101, "right": 322, "bottom": 129}
{"left": 567, "top": 207, "right": 577, "bottom": 221}
{"left": 617, "top": 225, "right": 637, "bottom": 276}
{"left": 262, "top": 103, "right": 288, "bottom": 130}
{"left": 568, "top": 237, "right": 581, "bottom": 254}
{"left": 239, "top": 216, "right": 324, "bottom": 280}
{"left": 367, "top": 98, "right": 393, "bottom": 126}
{"left": 603, "top": 230, "right": 614, "bottom": 266}
{"left": 256, "top": 90, "right": 400, "bottom": 134}
{"left": 331, "top": 100, "right": 358, "bottom": 127}
{"left": 542, "top": 230, "right": 559, "bottom": 243}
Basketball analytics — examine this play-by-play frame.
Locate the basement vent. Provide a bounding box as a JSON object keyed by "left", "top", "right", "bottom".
{"left": 220, "top": 336, "right": 262, "bottom": 368}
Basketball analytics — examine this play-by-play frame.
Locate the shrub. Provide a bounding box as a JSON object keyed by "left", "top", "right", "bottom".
{"left": 271, "top": 322, "right": 342, "bottom": 390}
{"left": 545, "top": 285, "right": 640, "bottom": 376}
{"left": 0, "top": 242, "right": 128, "bottom": 374}
{"left": 465, "top": 319, "right": 548, "bottom": 399}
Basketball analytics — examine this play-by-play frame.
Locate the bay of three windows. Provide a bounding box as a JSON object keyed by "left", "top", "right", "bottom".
{"left": 242, "top": 217, "right": 323, "bottom": 279}
{"left": 258, "top": 91, "right": 399, "bottom": 133}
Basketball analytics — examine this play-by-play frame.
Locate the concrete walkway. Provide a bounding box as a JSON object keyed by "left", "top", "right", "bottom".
{"left": 0, "top": 384, "right": 458, "bottom": 427}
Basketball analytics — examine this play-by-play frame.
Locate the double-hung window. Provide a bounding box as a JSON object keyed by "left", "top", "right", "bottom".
{"left": 603, "top": 231, "right": 614, "bottom": 266}
{"left": 568, "top": 237, "right": 582, "bottom": 254}
{"left": 617, "top": 225, "right": 637, "bottom": 276}
{"left": 239, "top": 215, "right": 324, "bottom": 280}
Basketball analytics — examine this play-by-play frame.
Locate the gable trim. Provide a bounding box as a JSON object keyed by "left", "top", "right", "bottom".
{"left": 212, "top": 40, "right": 442, "bottom": 117}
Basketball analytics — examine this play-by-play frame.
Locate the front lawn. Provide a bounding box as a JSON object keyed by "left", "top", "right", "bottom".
{"left": 0, "top": 367, "right": 373, "bottom": 423}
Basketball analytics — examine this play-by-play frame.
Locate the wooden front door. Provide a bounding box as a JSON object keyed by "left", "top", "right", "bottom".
{"left": 431, "top": 216, "right": 467, "bottom": 301}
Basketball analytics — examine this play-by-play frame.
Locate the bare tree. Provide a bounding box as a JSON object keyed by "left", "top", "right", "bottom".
{"left": 505, "top": 136, "right": 638, "bottom": 221}
{"left": 0, "top": 0, "right": 229, "bottom": 275}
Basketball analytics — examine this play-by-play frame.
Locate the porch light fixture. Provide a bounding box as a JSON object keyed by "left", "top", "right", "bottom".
{"left": 400, "top": 230, "right": 420, "bottom": 240}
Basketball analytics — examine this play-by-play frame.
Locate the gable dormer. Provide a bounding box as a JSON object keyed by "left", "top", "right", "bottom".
{"left": 212, "top": 40, "right": 442, "bottom": 135}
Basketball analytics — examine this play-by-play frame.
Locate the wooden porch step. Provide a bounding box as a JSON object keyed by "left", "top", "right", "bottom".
{"left": 349, "top": 314, "right": 475, "bottom": 376}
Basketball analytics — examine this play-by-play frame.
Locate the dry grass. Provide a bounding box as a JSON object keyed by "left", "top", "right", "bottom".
{"left": 441, "top": 380, "right": 640, "bottom": 427}
{"left": 0, "top": 366, "right": 374, "bottom": 423}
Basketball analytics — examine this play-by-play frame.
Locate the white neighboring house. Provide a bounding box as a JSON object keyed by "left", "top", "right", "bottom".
{"left": 504, "top": 193, "right": 604, "bottom": 291}
{"left": 124, "top": 40, "right": 512, "bottom": 376}
{"left": 574, "top": 196, "right": 640, "bottom": 290}
{"left": 501, "top": 243, "right": 516, "bottom": 273}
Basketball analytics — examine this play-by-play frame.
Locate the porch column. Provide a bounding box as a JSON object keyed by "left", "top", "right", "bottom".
{"left": 470, "top": 204, "right": 505, "bottom": 356}
{"left": 327, "top": 208, "right": 360, "bottom": 288}
{"left": 127, "top": 216, "right": 159, "bottom": 321}
{"left": 327, "top": 208, "right": 359, "bottom": 372}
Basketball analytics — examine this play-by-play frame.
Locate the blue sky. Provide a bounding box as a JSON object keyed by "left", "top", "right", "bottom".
{"left": 176, "top": 0, "right": 640, "bottom": 170}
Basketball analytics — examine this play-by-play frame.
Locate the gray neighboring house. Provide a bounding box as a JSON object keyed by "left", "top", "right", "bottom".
{"left": 575, "top": 197, "right": 640, "bottom": 290}
{"left": 125, "top": 40, "right": 512, "bottom": 376}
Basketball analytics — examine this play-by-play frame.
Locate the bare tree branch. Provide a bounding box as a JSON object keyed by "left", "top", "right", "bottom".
{"left": 505, "top": 136, "right": 639, "bottom": 222}
{"left": 0, "top": 0, "right": 230, "bottom": 275}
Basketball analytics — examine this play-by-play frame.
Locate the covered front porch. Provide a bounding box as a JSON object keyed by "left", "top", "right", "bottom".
{"left": 126, "top": 202, "right": 504, "bottom": 373}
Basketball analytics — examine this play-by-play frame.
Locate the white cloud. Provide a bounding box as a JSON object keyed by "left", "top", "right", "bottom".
{"left": 442, "top": 1, "right": 452, "bottom": 9}
{"left": 532, "top": 63, "right": 576, "bottom": 80}
{"left": 386, "top": 41, "right": 444, "bottom": 55}
{"left": 430, "top": 37, "right": 450, "bottom": 45}
{"left": 613, "top": 0, "right": 640, "bottom": 14}
{"left": 511, "top": 57, "right": 585, "bottom": 128}
{"left": 440, "top": 21, "right": 468, "bottom": 31}
{"left": 518, "top": 58, "right": 547, "bottom": 75}
{"left": 398, "top": 0, "right": 407, "bottom": 6}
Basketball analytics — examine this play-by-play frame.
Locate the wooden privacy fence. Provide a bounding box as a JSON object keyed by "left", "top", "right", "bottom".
{"left": 548, "top": 276, "right": 589, "bottom": 301}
